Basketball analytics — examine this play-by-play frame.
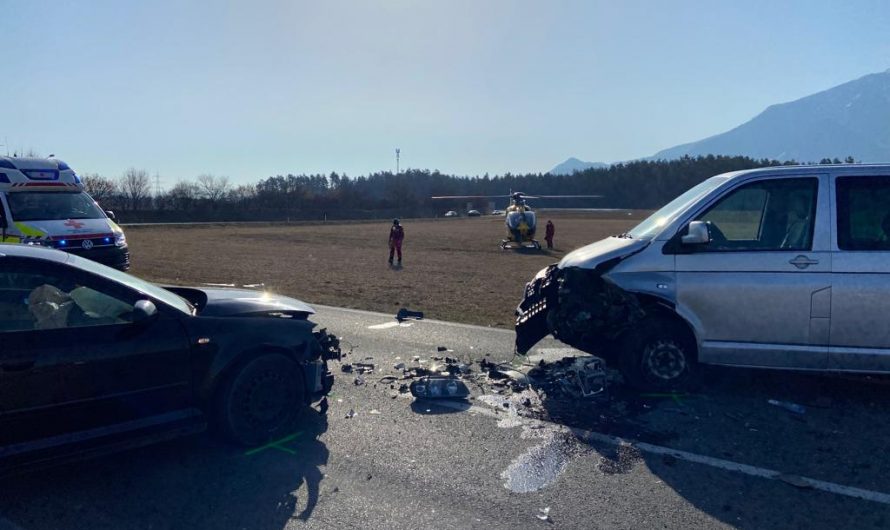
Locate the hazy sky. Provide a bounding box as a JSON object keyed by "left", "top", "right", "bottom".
{"left": 2, "top": 0, "right": 889, "bottom": 185}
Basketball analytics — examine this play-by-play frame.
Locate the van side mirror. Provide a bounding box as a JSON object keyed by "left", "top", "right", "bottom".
{"left": 105, "top": 210, "right": 117, "bottom": 221}
{"left": 133, "top": 300, "right": 158, "bottom": 323}
{"left": 681, "top": 221, "right": 710, "bottom": 245}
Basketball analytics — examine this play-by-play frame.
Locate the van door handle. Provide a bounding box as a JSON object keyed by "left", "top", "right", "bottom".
{"left": 789, "top": 255, "right": 819, "bottom": 269}
{"left": 1, "top": 359, "right": 36, "bottom": 372}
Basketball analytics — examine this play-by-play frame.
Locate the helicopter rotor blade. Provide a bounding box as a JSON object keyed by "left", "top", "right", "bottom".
{"left": 532, "top": 194, "right": 604, "bottom": 199}
{"left": 430, "top": 195, "right": 511, "bottom": 200}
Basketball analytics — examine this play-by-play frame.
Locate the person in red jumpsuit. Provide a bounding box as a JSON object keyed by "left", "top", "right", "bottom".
{"left": 388, "top": 219, "right": 404, "bottom": 265}
{"left": 545, "top": 219, "right": 555, "bottom": 249}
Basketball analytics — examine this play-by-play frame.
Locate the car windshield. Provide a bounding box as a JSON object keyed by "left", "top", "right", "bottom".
{"left": 66, "top": 254, "right": 194, "bottom": 315}
{"left": 627, "top": 176, "right": 729, "bottom": 239}
{"left": 7, "top": 191, "right": 105, "bottom": 221}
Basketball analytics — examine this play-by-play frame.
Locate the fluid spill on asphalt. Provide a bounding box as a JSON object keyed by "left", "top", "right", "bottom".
{"left": 478, "top": 392, "right": 584, "bottom": 493}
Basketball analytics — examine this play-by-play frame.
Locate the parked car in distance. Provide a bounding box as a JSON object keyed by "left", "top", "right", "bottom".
{"left": 0, "top": 244, "right": 338, "bottom": 475}
{"left": 0, "top": 156, "right": 129, "bottom": 270}
{"left": 444, "top": 210, "right": 458, "bottom": 217}
{"left": 467, "top": 209, "right": 482, "bottom": 217}
{"left": 516, "top": 164, "right": 890, "bottom": 390}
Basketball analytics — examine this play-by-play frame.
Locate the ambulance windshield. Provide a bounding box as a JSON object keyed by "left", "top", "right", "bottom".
{"left": 7, "top": 191, "right": 105, "bottom": 222}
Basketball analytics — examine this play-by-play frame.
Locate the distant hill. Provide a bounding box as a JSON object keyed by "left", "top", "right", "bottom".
{"left": 652, "top": 69, "right": 890, "bottom": 162}
{"left": 549, "top": 157, "right": 608, "bottom": 175}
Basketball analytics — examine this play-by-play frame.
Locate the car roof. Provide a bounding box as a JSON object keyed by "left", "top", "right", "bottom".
{"left": 0, "top": 243, "right": 71, "bottom": 263}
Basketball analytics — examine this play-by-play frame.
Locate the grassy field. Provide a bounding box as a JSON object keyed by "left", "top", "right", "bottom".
{"left": 127, "top": 210, "right": 648, "bottom": 328}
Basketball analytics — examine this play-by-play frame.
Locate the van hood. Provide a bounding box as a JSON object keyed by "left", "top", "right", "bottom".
{"left": 14, "top": 218, "right": 116, "bottom": 239}
{"left": 558, "top": 236, "right": 649, "bottom": 270}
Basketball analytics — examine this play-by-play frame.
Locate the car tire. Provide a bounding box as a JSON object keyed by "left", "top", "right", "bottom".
{"left": 216, "top": 353, "right": 306, "bottom": 447}
{"left": 618, "top": 316, "right": 699, "bottom": 392}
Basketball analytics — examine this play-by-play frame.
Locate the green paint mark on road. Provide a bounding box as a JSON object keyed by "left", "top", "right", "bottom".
{"left": 244, "top": 431, "right": 303, "bottom": 456}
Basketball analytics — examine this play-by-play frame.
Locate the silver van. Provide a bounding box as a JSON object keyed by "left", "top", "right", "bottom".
{"left": 516, "top": 164, "right": 890, "bottom": 390}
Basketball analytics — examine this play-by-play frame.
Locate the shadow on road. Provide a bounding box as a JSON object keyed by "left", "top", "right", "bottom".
{"left": 535, "top": 367, "right": 890, "bottom": 529}
{"left": 0, "top": 409, "right": 330, "bottom": 529}
{"left": 410, "top": 399, "right": 471, "bottom": 415}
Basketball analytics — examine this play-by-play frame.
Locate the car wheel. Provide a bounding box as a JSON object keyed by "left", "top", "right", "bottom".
{"left": 216, "top": 353, "right": 306, "bottom": 446}
{"left": 619, "top": 316, "right": 698, "bottom": 391}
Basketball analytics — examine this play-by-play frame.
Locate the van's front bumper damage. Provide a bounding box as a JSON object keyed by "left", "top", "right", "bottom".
{"left": 515, "top": 264, "right": 645, "bottom": 355}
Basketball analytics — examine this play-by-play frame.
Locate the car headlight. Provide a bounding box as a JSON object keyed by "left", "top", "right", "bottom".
{"left": 114, "top": 232, "right": 127, "bottom": 247}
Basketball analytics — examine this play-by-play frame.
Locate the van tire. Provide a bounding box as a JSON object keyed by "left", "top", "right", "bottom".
{"left": 216, "top": 353, "right": 306, "bottom": 447}
{"left": 619, "top": 316, "right": 699, "bottom": 392}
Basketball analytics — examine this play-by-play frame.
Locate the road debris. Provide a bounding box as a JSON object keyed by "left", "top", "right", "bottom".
{"left": 768, "top": 399, "right": 807, "bottom": 415}
{"left": 396, "top": 308, "right": 424, "bottom": 322}
{"left": 536, "top": 507, "right": 551, "bottom": 522}
{"left": 354, "top": 375, "right": 366, "bottom": 386}
{"left": 345, "top": 409, "right": 357, "bottom": 419}
{"left": 410, "top": 376, "right": 471, "bottom": 400}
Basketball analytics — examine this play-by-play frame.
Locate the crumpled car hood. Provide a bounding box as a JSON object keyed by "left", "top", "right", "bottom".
{"left": 199, "top": 288, "right": 315, "bottom": 317}
{"left": 558, "top": 236, "right": 649, "bottom": 270}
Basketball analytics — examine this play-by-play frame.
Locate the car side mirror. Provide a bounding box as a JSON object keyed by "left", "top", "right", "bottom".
{"left": 105, "top": 210, "right": 116, "bottom": 221}
{"left": 681, "top": 221, "right": 710, "bottom": 245}
{"left": 133, "top": 300, "right": 158, "bottom": 323}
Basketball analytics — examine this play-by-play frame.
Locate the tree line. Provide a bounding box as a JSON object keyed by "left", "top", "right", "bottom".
{"left": 81, "top": 155, "right": 857, "bottom": 223}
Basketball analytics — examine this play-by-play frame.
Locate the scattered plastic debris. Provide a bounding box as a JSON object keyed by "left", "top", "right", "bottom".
{"left": 536, "top": 507, "right": 551, "bottom": 522}
{"left": 527, "top": 355, "right": 608, "bottom": 400}
{"left": 768, "top": 399, "right": 806, "bottom": 415}
{"left": 353, "top": 362, "right": 375, "bottom": 374}
{"left": 345, "top": 409, "right": 357, "bottom": 419}
{"left": 354, "top": 375, "right": 366, "bottom": 386}
{"left": 396, "top": 308, "right": 424, "bottom": 322}
{"left": 369, "top": 409, "right": 381, "bottom": 415}
{"left": 410, "top": 376, "right": 470, "bottom": 400}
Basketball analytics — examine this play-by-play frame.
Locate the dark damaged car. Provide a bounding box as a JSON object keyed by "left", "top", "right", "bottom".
{"left": 0, "top": 244, "right": 339, "bottom": 475}
{"left": 517, "top": 165, "right": 890, "bottom": 390}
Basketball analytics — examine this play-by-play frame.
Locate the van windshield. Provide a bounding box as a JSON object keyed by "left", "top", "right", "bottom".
{"left": 627, "top": 176, "right": 729, "bottom": 239}
{"left": 7, "top": 191, "right": 105, "bottom": 221}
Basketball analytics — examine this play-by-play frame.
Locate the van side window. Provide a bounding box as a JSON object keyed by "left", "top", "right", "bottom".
{"left": 836, "top": 176, "right": 890, "bottom": 251}
{"left": 695, "top": 177, "right": 818, "bottom": 252}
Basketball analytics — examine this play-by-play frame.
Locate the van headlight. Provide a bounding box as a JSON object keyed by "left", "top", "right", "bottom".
{"left": 114, "top": 233, "right": 127, "bottom": 247}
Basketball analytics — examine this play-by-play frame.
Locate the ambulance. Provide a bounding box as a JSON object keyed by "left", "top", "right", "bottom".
{"left": 0, "top": 156, "right": 129, "bottom": 270}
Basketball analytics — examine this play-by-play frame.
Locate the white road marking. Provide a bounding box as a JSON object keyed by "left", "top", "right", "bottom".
{"left": 429, "top": 399, "right": 890, "bottom": 505}
{"left": 314, "top": 305, "right": 516, "bottom": 334}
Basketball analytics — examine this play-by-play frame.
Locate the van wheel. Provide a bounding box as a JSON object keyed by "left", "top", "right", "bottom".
{"left": 216, "top": 353, "right": 306, "bottom": 447}
{"left": 619, "top": 317, "right": 698, "bottom": 391}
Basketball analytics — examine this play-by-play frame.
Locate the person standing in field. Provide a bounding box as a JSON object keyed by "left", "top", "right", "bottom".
{"left": 388, "top": 218, "right": 404, "bottom": 265}
{"left": 545, "top": 219, "right": 555, "bottom": 249}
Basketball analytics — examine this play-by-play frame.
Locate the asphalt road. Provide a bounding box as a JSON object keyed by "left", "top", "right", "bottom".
{"left": 2, "top": 305, "right": 890, "bottom": 529}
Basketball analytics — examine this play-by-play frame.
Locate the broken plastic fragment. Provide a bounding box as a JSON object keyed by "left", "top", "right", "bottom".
{"left": 410, "top": 376, "right": 470, "bottom": 400}
{"left": 536, "top": 507, "right": 551, "bottom": 521}
{"left": 345, "top": 409, "right": 357, "bottom": 418}
{"left": 396, "top": 308, "right": 424, "bottom": 322}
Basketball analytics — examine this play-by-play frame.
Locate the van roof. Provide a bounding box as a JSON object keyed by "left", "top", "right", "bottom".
{"left": 0, "top": 156, "right": 83, "bottom": 192}
{"left": 721, "top": 163, "right": 890, "bottom": 182}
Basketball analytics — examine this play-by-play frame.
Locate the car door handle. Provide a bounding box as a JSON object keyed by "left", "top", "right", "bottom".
{"left": 789, "top": 255, "right": 819, "bottom": 269}
{"left": 1, "top": 359, "right": 36, "bottom": 372}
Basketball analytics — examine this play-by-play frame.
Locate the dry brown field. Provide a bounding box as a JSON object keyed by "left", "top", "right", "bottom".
{"left": 127, "top": 210, "right": 649, "bottom": 328}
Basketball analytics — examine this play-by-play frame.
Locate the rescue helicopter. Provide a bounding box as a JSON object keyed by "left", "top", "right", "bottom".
{"left": 431, "top": 191, "right": 601, "bottom": 249}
